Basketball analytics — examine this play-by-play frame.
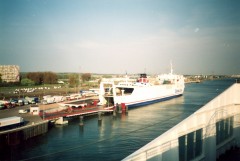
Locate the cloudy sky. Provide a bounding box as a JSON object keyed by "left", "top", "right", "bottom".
{"left": 1, "top": 0, "right": 240, "bottom": 75}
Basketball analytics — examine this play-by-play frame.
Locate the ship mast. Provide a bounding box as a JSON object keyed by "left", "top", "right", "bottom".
{"left": 170, "top": 61, "right": 173, "bottom": 75}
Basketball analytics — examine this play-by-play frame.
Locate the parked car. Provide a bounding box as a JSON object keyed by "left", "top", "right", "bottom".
{"left": 0, "top": 103, "right": 5, "bottom": 110}
{"left": 0, "top": 100, "right": 13, "bottom": 108}
{"left": 10, "top": 99, "right": 24, "bottom": 106}
{"left": 19, "top": 99, "right": 29, "bottom": 105}
{"left": 18, "top": 109, "right": 28, "bottom": 114}
{"left": 25, "top": 97, "right": 39, "bottom": 104}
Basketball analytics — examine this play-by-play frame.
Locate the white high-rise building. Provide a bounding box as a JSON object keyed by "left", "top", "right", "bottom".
{"left": 0, "top": 65, "right": 20, "bottom": 83}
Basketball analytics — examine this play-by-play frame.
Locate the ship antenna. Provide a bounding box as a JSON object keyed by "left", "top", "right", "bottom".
{"left": 125, "top": 70, "right": 128, "bottom": 83}
{"left": 170, "top": 61, "right": 173, "bottom": 74}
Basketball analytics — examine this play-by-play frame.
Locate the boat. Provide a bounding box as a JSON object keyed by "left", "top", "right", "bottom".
{"left": 98, "top": 65, "right": 185, "bottom": 108}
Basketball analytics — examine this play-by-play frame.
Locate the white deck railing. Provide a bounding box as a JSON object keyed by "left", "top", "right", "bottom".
{"left": 123, "top": 83, "right": 240, "bottom": 161}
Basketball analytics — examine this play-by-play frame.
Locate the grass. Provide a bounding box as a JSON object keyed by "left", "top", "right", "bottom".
{"left": 0, "top": 83, "right": 99, "bottom": 100}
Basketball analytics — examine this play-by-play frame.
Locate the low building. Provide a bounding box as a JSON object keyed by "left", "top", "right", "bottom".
{"left": 0, "top": 65, "right": 20, "bottom": 83}
{"left": 30, "top": 105, "right": 39, "bottom": 115}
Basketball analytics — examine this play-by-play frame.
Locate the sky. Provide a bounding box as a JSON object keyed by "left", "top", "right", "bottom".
{"left": 0, "top": 0, "right": 240, "bottom": 75}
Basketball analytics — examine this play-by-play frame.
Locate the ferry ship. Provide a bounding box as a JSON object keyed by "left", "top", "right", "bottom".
{"left": 98, "top": 67, "right": 185, "bottom": 108}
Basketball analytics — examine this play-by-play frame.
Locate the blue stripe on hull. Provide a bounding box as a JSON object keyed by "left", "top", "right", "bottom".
{"left": 127, "top": 94, "right": 183, "bottom": 108}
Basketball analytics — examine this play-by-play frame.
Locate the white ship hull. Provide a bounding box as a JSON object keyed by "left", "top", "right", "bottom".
{"left": 99, "top": 73, "right": 185, "bottom": 108}
{"left": 113, "top": 85, "right": 184, "bottom": 108}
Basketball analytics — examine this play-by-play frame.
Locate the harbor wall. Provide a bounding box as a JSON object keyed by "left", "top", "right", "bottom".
{"left": 123, "top": 83, "right": 240, "bottom": 161}
{"left": 0, "top": 121, "right": 48, "bottom": 147}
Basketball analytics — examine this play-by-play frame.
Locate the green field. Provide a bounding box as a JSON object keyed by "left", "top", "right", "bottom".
{"left": 0, "top": 83, "right": 98, "bottom": 100}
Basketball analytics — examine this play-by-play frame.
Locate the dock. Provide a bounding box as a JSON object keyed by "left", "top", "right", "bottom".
{"left": 0, "top": 97, "right": 117, "bottom": 147}
{"left": 39, "top": 98, "right": 114, "bottom": 121}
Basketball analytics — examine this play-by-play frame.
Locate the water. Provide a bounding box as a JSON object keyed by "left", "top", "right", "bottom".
{"left": 3, "top": 79, "right": 235, "bottom": 161}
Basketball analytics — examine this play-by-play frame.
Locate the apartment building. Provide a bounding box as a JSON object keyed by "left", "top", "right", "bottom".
{"left": 0, "top": 65, "right": 20, "bottom": 83}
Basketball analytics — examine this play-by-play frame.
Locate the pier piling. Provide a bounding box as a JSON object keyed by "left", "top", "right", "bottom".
{"left": 118, "top": 105, "right": 122, "bottom": 114}
{"left": 113, "top": 108, "right": 116, "bottom": 117}
{"left": 98, "top": 111, "right": 102, "bottom": 121}
{"left": 79, "top": 116, "right": 84, "bottom": 126}
{"left": 98, "top": 111, "right": 102, "bottom": 125}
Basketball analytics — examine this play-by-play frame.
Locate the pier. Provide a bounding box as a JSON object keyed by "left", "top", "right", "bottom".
{"left": 0, "top": 120, "right": 48, "bottom": 146}
{"left": 39, "top": 99, "right": 115, "bottom": 121}
{"left": 37, "top": 98, "right": 131, "bottom": 123}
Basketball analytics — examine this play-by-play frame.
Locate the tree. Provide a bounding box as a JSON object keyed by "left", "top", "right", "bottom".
{"left": 69, "top": 74, "right": 79, "bottom": 88}
{"left": 81, "top": 73, "right": 91, "bottom": 82}
{"left": 21, "top": 78, "right": 35, "bottom": 86}
{"left": 43, "top": 72, "right": 57, "bottom": 84}
{"left": 26, "top": 72, "right": 58, "bottom": 84}
{"left": 27, "top": 72, "right": 43, "bottom": 85}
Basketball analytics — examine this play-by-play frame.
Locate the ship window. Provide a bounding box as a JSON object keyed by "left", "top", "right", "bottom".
{"left": 216, "top": 116, "right": 233, "bottom": 145}
{"left": 118, "top": 88, "right": 134, "bottom": 94}
{"left": 178, "top": 128, "right": 203, "bottom": 161}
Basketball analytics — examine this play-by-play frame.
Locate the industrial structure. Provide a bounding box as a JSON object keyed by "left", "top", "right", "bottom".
{"left": 0, "top": 65, "right": 20, "bottom": 83}
{"left": 123, "top": 83, "right": 240, "bottom": 161}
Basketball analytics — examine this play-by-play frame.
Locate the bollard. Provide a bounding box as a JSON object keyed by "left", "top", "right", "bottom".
{"left": 79, "top": 116, "right": 84, "bottom": 126}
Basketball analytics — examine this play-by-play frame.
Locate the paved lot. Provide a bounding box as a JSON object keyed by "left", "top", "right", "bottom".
{"left": 0, "top": 96, "right": 99, "bottom": 125}
{"left": 0, "top": 105, "right": 43, "bottom": 125}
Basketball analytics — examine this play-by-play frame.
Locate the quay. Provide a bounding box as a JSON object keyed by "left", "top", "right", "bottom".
{"left": 0, "top": 97, "right": 118, "bottom": 147}
{"left": 0, "top": 103, "right": 48, "bottom": 147}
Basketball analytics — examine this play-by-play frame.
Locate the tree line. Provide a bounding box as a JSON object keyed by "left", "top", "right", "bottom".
{"left": 0, "top": 72, "right": 92, "bottom": 87}
{"left": 68, "top": 73, "right": 92, "bottom": 87}
{"left": 25, "top": 72, "right": 58, "bottom": 85}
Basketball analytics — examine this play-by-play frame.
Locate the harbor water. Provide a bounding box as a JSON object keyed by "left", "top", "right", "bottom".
{"left": 2, "top": 79, "right": 235, "bottom": 161}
